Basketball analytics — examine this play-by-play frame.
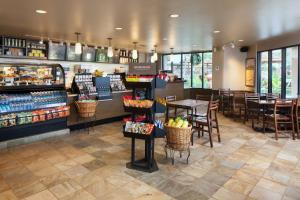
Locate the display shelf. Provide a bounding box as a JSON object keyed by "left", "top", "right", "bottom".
{"left": 0, "top": 63, "right": 68, "bottom": 141}
{"left": 122, "top": 125, "right": 153, "bottom": 139}
{"left": 154, "top": 126, "right": 166, "bottom": 138}
{"left": 123, "top": 105, "right": 154, "bottom": 114}
{"left": 124, "top": 78, "right": 166, "bottom": 89}
{"left": 155, "top": 102, "right": 166, "bottom": 113}
{"left": 0, "top": 103, "right": 67, "bottom": 115}
{"left": 0, "top": 84, "right": 65, "bottom": 93}
{"left": 0, "top": 117, "right": 67, "bottom": 142}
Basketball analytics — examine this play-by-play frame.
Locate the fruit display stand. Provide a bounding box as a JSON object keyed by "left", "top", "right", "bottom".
{"left": 123, "top": 77, "right": 166, "bottom": 172}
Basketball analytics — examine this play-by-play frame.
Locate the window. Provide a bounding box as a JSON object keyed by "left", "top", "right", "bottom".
{"left": 163, "top": 55, "right": 172, "bottom": 71}
{"left": 162, "top": 51, "right": 213, "bottom": 89}
{"left": 286, "top": 47, "right": 298, "bottom": 98}
{"left": 260, "top": 51, "right": 269, "bottom": 94}
{"left": 258, "top": 45, "right": 300, "bottom": 98}
{"left": 271, "top": 49, "right": 282, "bottom": 95}
{"left": 172, "top": 54, "right": 182, "bottom": 78}
{"left": 192, "top": 53, "right": 202, "bottom": 88}
{"left": 203, "top": 52, "right": 213, "bottom": 89}
{"left": 182, "top": 54, "right": 192, "bottom": 88}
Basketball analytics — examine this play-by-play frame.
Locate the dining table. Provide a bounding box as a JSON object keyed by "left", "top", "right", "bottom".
{"left": 248, "top": 99, "right": 275, "bottom": 132}
{"left": 165, "top": 99, "right": 209, "bottom": 122}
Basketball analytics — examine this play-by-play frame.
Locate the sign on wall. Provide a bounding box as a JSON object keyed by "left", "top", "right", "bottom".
{"left": 128, "top": 63, "right": 157, "bottom": 75}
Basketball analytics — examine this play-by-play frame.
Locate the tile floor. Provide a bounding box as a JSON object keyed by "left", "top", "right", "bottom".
{"left": 0, "top": 115, "right": 300, "bottom": 200}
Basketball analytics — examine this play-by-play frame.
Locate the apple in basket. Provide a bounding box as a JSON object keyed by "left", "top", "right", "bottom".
{"left": 167, "top": 117, "right": 189, "bottom": 128}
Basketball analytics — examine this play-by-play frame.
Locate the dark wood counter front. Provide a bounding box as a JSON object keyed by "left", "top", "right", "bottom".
{"left": 67, "top": 91, "right": 132, "bottom": 130}
{"left": 67, "top": 81, "right": 185, "bottom": 130}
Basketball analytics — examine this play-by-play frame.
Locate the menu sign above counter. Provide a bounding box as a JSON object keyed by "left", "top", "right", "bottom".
{"left": 128, "top": 63, "right": 156, "bottom": 75}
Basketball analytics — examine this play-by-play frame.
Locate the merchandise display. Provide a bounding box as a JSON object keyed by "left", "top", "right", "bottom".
{"left": 123, "top": 99, "right": 153, "bottom": 108}
{"left": 107, "top": 74, "right": 126, "bottom": 91}
{"left": 0, "top": 91, "right": 66, "bottom": 113}
{"left": 0, "top": 64, "right": 64, "bottom": 86}
{"left": 166, "top": 117, "right": 189, "bottom": 128}
{"left": 0, "top": 106, "right": 70, "bottom": 128}
{"left": 72, "top": 73, "right": 97, "bottom": 95}
{"left": 0, "top": 63, "right": 68, "bottom": 142}
{"left": 125, "top": 75, "right": 155, "bottom": 82}
{"left": 125, "top": 121, "right": 154, "bottom": 135}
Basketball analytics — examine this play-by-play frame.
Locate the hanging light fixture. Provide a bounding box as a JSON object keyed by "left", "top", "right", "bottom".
{"left": 74, "top": 32, "right": 82, "bottom": 55}
{"left": 132, "top": 42, "right": 138, "bottom": 60}
{"left": 107, "top": 38, "right": 113, "bottom": 58}
{"left": 170, "top": 48, "right": 174, "bottom": 63}
{"left": 153, "top": 45, "right": 158, "bottom": 62}
{"left": 150, "top": 50, "right": 155, "bottom": 63}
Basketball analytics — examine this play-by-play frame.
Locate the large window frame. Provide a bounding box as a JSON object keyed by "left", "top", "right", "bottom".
{"left": 257, "top": 45, "right": 300, "bottom": 98}
{"left": 161, "top": 51, "right": 212, "bottom": 89}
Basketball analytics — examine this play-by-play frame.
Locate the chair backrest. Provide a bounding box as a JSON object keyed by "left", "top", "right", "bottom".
{"left": 266, "top": 93, "right": 280, "bottom": 100}
{"left": 219, "top": 88, "right": 230, "bottom": 96}
{"left": 295, "top": 98, "right": 300, "bottom": 117}
{"left": 233, "top": 91, "right": 245, "bottom": 105}
{"left": 206, "top": 100, "right": 219, "bottom": 117}
{"left": 274, "top": 99, "right": 294, "bottom": 115}
{"left": 165, "top": 96, "right": 176, "bottom": 102}
{"left": 245, "top": 93, "right": 260, "bottom": 107}
{"left": 196, "top": 94, "right": 213, "bottom": 101}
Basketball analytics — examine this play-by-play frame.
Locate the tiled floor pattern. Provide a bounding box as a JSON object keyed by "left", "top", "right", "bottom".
{"left": 0, "top": 115, "right": 300, "bottom": 200}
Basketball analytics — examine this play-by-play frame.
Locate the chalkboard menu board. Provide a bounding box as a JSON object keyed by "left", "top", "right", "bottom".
{"left": 95, "top": 48, "right": 108, "bottom": 63}
{"left": 48, "top": 42, "right": 66, "bottom": 60}
{"left": 82, "top": 46, "right": 96, "bottom": 62}
{"left": 66, "top": 45, "right": 81, "bottom": 61}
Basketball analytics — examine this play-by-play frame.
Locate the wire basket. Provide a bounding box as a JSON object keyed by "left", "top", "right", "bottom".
{"left": 164, "top": 124, "right": 192, "bottom": 151}
{"left": 75, "top": 101, "right": 97, "bottom": 118}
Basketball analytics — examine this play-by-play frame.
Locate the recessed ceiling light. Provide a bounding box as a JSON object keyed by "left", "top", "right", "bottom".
{"left": 238, "top": 39, "right": 244, "bottom": 42}
{"left": 169, "top": 14, "right": 180, "bottom": 18}
{"left": 115, "top": 27, "right": 123, "bottom": 30}
{"left": 213, "top": 30, "right": 221, "bottom": 34}
{"left": 35, "top": 10, "right": 47, "bottom": 14}
{"left": 192, "top": 44, "right": 200, "bottom": 47}
{"left": 163, "top": 38, "right": 168, "bottom": 41}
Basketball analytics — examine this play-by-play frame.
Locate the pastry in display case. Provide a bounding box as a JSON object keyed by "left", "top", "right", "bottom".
{"left": 0, "top": 63, "right": 68, "bottom": 142}
{"left": 0, "top": 64, "right": 64, "bottom": 88}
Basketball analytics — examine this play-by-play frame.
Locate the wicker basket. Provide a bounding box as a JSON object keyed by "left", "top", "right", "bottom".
{"left": 164, "top": 124, "right": 192, "bottom": 151}
{"left": 75, "top": 101, "right": 98, "bottom": 118}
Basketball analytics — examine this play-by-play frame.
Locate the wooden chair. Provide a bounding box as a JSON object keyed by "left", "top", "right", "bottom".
{"left": 196, "top": 94, "right": 214, "bottom": 101}
{"left": 294, "top": 99, "right": 300, "bottom": 139}
{"left": 232, "top": 92, "right": 246, "bottom": 120}
{"left": 219, "top": 89, "right": 231, "bottom": 115}
{"left": 193, "top": 94, "right": 214, "bottom": 117}
{"left": 266, "top": 93, "right": 281, "bottom": 100}
{"left": 194, "top": 100, "right": 220, "bottom": 148}
{"left": 265, "top": 99, "right": 295, "bottom": 140}
{"left": 244, "top": 93, "right": 260, "bottom": 126}
{"left": 165, "top": 95, "right": 177, "bottom": 117}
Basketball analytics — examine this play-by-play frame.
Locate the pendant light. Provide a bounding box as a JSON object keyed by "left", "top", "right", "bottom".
{"left": 150, "top": 50, "right": 155, "bottom": 63}
{"left": 74, "top": 32, "right": 82, "bottom": 55}
{"left": 132, "top": 42, "right": 138, "bottom": 60}
{"left": 107, "top": 38, "right": 113, "bottom": 58}
{"left": 153, "top": 45, "right": 158, "bottom": 62}
{"left": 170, "top": 48, "right": 174, "bottom": 63}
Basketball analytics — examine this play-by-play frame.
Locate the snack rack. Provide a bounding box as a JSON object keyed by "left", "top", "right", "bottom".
{"left": 122, "top": 77, "right": 166, "bottom": 172}
{"left": 0, "top": 63, "right": 68, "bottom": 141}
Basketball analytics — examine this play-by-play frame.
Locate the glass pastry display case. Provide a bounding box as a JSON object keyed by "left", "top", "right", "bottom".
{"left": 0, "top": 63, "right": 68, "bottom": 142}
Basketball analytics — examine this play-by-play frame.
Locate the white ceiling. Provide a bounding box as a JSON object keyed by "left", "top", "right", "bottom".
{"left": 1, "top": 0, "right": 300, "bottom": 53}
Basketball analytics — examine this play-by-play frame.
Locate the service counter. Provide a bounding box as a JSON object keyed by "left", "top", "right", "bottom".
{"left": 67, "top": 81, "right": 185, "bottom": 130}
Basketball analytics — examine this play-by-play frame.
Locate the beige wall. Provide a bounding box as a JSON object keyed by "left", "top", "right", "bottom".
{"left": 212, "top": 47, "right": 249, "bottom": 91}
